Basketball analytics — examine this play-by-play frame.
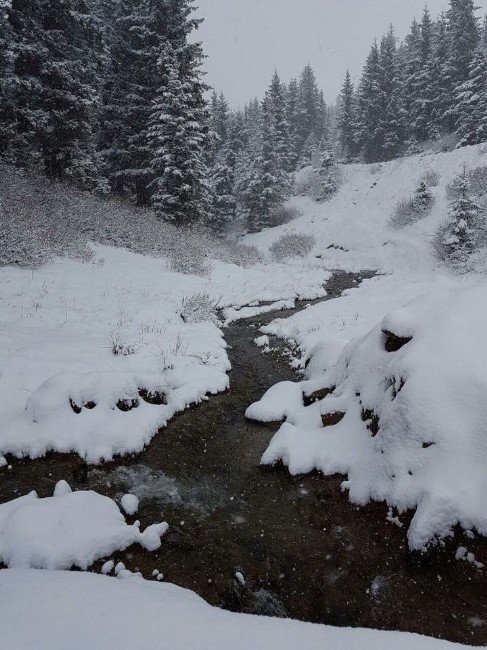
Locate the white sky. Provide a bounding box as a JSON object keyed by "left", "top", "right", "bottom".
{"left": 195, "top": 0, "right": 487, "bottom": 107}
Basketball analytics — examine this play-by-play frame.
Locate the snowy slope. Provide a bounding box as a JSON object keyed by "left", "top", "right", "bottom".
{"left": 247, "top": 143, "right": 487, "bottom": 275}
{"left": 245, "top": 144, "right": 487, "bottom": 550}
{"left": 0, "top": 569, "right": 475, "bottom": 650}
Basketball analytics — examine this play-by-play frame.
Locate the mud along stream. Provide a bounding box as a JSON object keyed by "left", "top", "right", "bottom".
{"left": 1, "top": 271, "right": 486, "bottom": 646}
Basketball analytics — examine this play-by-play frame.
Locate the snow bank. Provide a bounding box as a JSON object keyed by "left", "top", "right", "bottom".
{"left": 0, "top": 246, "right": 327, "bottom": 463}
{"left": 0, "top": 569, "right": 473, "bottom": 650}
{"left": 261, "top": 284, "right": 487, "bottom": 550}
{"left": 0, "top": 482, "right": 167, "bottom": 569}
{"left": 246, "top": 381, "right": 304, "bottom": 422}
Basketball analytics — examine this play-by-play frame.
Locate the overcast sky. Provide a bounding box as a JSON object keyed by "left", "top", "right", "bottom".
{"left": 195, "top": 0, "right": 487, "bottom": 107}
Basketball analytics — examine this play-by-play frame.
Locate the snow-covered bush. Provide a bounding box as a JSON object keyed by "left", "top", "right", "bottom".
{"left": 269, "top": 233, "right": 316, "bottom": 261}
{"left": 420, "top": 169, "right": 440, "bottom": 187}
{"left": 215, "top": 242, "right": 264, "bottom": 268}
{"left": 180, "top": 293, "right": 220, "bottom": 324}
{"left": 389, "top": 181, "right": 435, "bottom": 229}
{"left": 0, "top": 165, "right": 264, "bottom": 272}
{"left": 260, "top": 284, "right": 487, "bottom": 551}
{"left": 267, "top": 205, "right": 301, "bottom": 227}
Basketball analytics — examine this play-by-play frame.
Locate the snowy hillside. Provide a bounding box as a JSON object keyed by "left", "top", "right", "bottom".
{"left": 246, "top": 144, "right": 487, "bottom": 551}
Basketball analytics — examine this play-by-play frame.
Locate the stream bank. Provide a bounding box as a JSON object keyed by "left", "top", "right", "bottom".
{"left": 0, "top": 270, "right": 485, "bottom": 645}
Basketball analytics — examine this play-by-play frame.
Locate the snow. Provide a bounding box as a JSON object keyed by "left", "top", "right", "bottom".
{"left": 0, "top": 482, "right": 167, "bottom": 569}
{"left": 0, "top": 245, "right": 327, "bottom": 463}
{"left": 0, "top": 569, "right": 474, "bottom": 650}
{"left": 246, "top": 381, "right": 304, "bottom": 422}
{"left": 120, "top": 493, "right": 139, "bottom": 516}
{"left": 244, "top": 145, "right": 487, "bottom": 550}
{"left": 260, "top": 284, "right": 487, "bottom": 550}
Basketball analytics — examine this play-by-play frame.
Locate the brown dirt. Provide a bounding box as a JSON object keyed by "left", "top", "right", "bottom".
{"left": 0, "top": 270, "right": 486, "bottom": 645}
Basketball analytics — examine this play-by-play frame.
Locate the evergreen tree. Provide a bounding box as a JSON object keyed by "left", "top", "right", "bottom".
{"left": 411, "top": 8, "right": 436, "bottom": 142}
{"left": 356, "top": 40, "right": 383, "bottom": 162}
{"left": 243, "top": 96, "right": 291, "bottom": 232}
{"left": 0, "top": 0, "right": 15, "bottom": 159}
{"left": 314, "top": 149, "right": 338, "bottom": 201}
{"left": 337, "top": 70, "right": 356, "bottom": 161}
{"left": 148, "top": 43, "right": 212, "bottom": 228}
{"left": 379, "top": 27, "right": 404, "bottom": 160}
{"left": 441, "top": 169, "right": 482, "bottom": 266}
{"left": 456, "top": 46, "right": 487, "bottom": 146}
{"left": 266, "top": 71, "right": 290, "bottom": 171}
{"left": 445, "top": 0, "right": 480, "bottom": 131}
{"left": 285, "top": 78, "right": 301, "bottom": 169}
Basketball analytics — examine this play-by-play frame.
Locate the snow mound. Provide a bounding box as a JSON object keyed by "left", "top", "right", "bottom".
{"left": 0, "top": 569, "right": 473, "bottom": 649}
{"left": 246, "top": 381, "right": 304, "bottom": 422}
{"left": 0, "top": 482, "right": 168, "bottom": 569}
{"left": 262, "top": 284, "right": 487, "bottom": 550}
{"left": 0, "top": 368, "right": 228, "bottom": 463}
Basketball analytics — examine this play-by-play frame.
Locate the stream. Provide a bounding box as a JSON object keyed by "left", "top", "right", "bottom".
{"left": 1, "top": 270, "right": 486, "bottom": 645}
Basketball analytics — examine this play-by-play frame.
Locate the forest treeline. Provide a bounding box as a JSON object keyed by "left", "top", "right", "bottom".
{"left": 1, "top": 0, "right": 487, "bottom": 234}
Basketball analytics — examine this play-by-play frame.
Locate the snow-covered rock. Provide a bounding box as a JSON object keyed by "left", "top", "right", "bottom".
{"left": 0, "top": 483, "right": 167, "bottom": 569}
{"left": 121, "top": 493, "right": 139, "bottom": 516}
{"left": 262, "top": 284, "right": 487, "bottom": 550}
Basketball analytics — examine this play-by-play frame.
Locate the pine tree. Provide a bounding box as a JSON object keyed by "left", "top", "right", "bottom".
{"left": 456, "top": 47, "right": 487, "bottom": 146}
{"left": 243, "top": 96, "right": 291, "bottom": 232}
{"left": 445, "top": 0, "right": 480, "bottom": 132}
{"left": 0, "top": 0, "right": 15, "bottom": 159}
{"left": 379, "top": 27, "right": 404, "bottom": 160}
{"left": 337, "top": 71, "right": 356, "bottom": 161}
{"left": 441, "top": 169, "right": 482, "bottom": 266}
{"left": 285, "top": 78, "right": 301, "bottom": 169}
{"left": 102, "top": 0, "right": 157, "bottom": 202}
{"left": 411, "top": 8, "right": 436, "bottom": 142}
{"left": 266, "top": 71, "right": 290, "bottom": 171}
{"left": 413, "top": 180, "right": 434, "bottom": 212}
{"left": 148, "top": 42, "right": 212, "bottom": 228}
{"left": 356, "top": 40, "right": 383, "bottom": 162}
{"left": 211, "top": 159, "right": 236, "bottom": 234}
{"left": 314, "top": 149, "right": 338, "bottom": 201}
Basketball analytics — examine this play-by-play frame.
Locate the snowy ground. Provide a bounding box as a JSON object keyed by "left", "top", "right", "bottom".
{"left": 2, "top": 145, "right": 487, "bottom": 646}
{"left": 0, "top": 569, "right": 476, "bottom": 650}
{"left": 0, "top": 246, "right": 326, "bottom": 462}
{"left": 246, "top": 144, "right": 487, "bottom": 551}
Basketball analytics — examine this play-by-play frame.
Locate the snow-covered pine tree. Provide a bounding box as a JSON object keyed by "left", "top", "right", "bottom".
{"left": 410, "top": 8, "right": 436, "bottom": 143}
{"left": 102, "top": 0, "right": 156, "bottom": 202}
{"left": 0, "top": 0, "right": 15, "bottom": 160}
{"left": 267, "top": 71, "right": 291, "bottom": 171}
{"left": 413, "top": 180, "right": 434, "bottom": 213}
{"left": 285, "top": 78, "right": 302, "bottom": 170}
{"left": 445, "top": 0, "right": 480, "bottom": 133}
{"left": 356, "top": 40, "right": 383, "bottom": 162}
{"left": 440, "top": 169, "right": 482, "bottom": 266}
{"left": 379, "top": 27, "right": 404, "bottom": 160}
{"left": 210, "top": 159, "right": 236, "bottom": 234}
{"left": 297, "top": 133, "right": 319, "bottom": 169}
{"left": 296, "top": 65, "right": 322, "bottom": 161}
{"left": 427, "top": 13, "right": 451, "bottom": 138}
{"left": 456, "top": 46, "right": 487, "bottom": 146}
{"left": 148, "top": 42, "right": 212, "bottom": 229}
{"left": 243, "top": 95, "right": 291, "bottom": 232}
{"left": 7, "top": 0, "right": 102, "bottom": 184}
{"left": 313, "top": 149, "right": 338, "bottom": 201}
{"left": 337, "top": 71, "right": 356, "bottom": 161}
